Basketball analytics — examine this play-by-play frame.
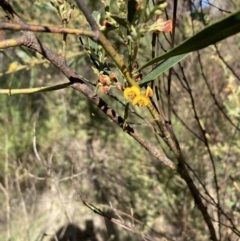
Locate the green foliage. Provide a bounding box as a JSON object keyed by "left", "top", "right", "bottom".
{"left": 0, "top": 1, "right": 240, "bottom": 241}
{"left": 139, "top": 9, "right": 240, "bottom": 70}
{"left": 139, "top": 53, "right": 189, "bottom": 86}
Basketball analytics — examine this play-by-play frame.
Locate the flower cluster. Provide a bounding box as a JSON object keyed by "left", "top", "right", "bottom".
{"left": 98, "top": 72, "right": 122, "bottom": 93}
{"left": 123, "top": 86, "right": 153, "bottom": 107}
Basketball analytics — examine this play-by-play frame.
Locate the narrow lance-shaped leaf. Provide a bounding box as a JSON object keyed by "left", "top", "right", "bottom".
{"left": 139, "top": 53, "right": 189, "bottom": 86}
{"left": 139, "top": 9, "right": 240, "bottom": 71}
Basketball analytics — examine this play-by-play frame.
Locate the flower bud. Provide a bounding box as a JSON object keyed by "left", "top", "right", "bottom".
{"left": 99, "top": 74, "right": 111, "bottom": 85}
{"left": 116, "top": 82, "right": 122, "bottom": 91}
{"left": 109, "top": 72, "right": 117, "bottom": 80}
{"left": 100, "top": 85, "right": 110, "bottom": 93}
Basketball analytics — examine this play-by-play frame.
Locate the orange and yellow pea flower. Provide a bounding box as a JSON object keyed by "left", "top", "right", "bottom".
{"left": 123, "top": 86, "right": 153, "bottom": 107}
{"left": 132, "top": 95, "right": 149, "bottom": 107}
{"left": 123, "top": 86, "right": 141, "bottom": 101}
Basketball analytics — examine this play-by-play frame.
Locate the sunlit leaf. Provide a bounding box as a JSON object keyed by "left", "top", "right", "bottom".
{"left": 139, "top": 53, "right": 189, "bottom": 86}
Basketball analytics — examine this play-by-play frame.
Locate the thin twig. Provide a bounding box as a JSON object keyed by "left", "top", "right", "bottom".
{"left": 0, "top": 22, "right": 96, "bottom": 37}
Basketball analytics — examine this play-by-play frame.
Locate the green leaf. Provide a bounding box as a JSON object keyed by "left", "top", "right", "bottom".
{"left": 139, "top": 9, "right": 240, "bottom": 70}
{"left": 16, "top": 50, "right": 32, "bottom": 64}
{"left": 139, "top": 53, "right": 189, "bottom": 86}
{"left": 110, "top": 14, "right": 130, "bottom": 29}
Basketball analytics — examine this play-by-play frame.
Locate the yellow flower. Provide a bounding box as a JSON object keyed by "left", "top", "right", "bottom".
{"left": 8, "top": 61, "right": 18, "bottom": 72}
{"left": 124, "top": 86, "right": 153, "bottom": 107}
{"left": 132, "top": 95, "right": 149, "bottom": 107}
{"left": 123, "top": 86, "right": 141, "bottom": 101}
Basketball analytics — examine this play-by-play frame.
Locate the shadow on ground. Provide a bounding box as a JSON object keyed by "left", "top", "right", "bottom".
{"left": 50, "top": 220, "right": 99, "bottom": 241}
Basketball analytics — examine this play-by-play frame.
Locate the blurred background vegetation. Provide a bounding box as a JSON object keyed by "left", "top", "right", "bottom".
{"left": 0, "top": 0, "right": 239, "bottom": 241}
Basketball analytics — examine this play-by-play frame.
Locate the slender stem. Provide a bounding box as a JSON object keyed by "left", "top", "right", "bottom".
{"left": 0, "top": 82, "right": 71, "bottom": 95}
{"left": 75, "top": 0, "right": 99, "bottom": 31}
{"left": 0, "top": 36, "right": 24, "bottom": 49}
{"left": 0, "top": 22, "right": 96, "bottom": 37}
{"left": 5, "top": 133, "right": 11, "bottom": 241}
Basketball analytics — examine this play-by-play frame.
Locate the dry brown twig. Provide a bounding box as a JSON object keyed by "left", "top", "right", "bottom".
{"left": 0, "top": 22, "right": 96, "bottom": 37}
